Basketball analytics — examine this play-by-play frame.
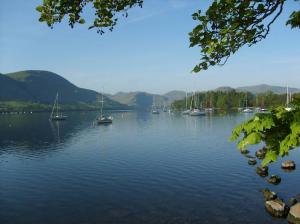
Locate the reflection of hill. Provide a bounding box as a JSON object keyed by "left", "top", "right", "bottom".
{"left": 0, "top": 112, "right": 97, "bottom": 152}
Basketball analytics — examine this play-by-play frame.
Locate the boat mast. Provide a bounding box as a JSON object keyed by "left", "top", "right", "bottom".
{"left": 189, "top": 92, "right": 194, "bottom": 110}
{"left": 185, "top": 92, "right": 188, "bottom": 110}
{"left": 50, "top": 92, "right": 58, "bottom": 119}
{"left": 245, "top": 92, "right": 248, "bottom": 109}
{"left": 286, "top": 85, "right": 289, "bottom": 107}
{"left": 56, "top": 93, "right": 59, "bottom": 116}
{"left": 100, "top": 94, "right": 104, "bottom": 117}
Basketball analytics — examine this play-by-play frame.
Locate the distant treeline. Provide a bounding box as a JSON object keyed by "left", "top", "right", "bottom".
{"left": 172, "top": 90, "right": 300, "bottom": 110}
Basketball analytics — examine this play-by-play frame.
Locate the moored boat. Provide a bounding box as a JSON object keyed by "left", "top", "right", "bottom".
{"left": 50, "top": 93, "right": 67, "bottom": 121}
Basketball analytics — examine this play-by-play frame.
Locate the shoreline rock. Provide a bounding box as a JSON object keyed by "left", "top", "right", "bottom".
{"left": 265, "top": 198, "right": 289, "bottom": 218}
{"left": 241, "top": 149, "right": 250, "bottom": 155}
{"left": 281, "top": 160, "right": 296, "bottom": 170}
{"left": 287, "top": 203, "right": 300, "bottom": 224}
{"left": 262, "top": 188, "right": 277, "bottom": 201}
{"left": 288, "top": 198, "right": 298, "bottom": 207}
{"left": 256, "top": 166, "right": 269, "bottom": 177}
{"left": 268, "top": 175, "right": 281, "bottom": 185}
{"left": 248, "top": 158, "right": 257, "bottom": 165}
{"left": 256, "top": 148, "right": 266, "bottom": 159}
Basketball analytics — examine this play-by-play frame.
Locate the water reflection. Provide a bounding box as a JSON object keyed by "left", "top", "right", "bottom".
{"left": 0, "top": 112, "right": 96, "bottom": 151}
{"left": 0, "top": 111, "right": 299, "bottom": 224}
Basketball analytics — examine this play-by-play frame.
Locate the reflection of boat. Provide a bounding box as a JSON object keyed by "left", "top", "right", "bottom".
{"left": 50, "top": 93, "right": 67, "bottom": 121}
{"left": 97, "top": 94, "right": 113, "bottom": 125}
{"left": 152, "top": 96, "right": 160, "bottom": 114}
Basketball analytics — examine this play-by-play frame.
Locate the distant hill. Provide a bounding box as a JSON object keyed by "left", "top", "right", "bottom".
{"left": 214, "top": 86, "right": 236, "bottom": 92}
{"left": 236, "top": 84, "right": 300, "bottom": 94}
{"left": 109, "top": 90, "right": 187, "bottom": 110}
{"left": 110, "top": 92, "right": 167, "bottom": 110}
{"left": 163, "top": 90, "right": 186, "bottom": 102}
{"left": 1, "top": 70, "right": 127, "bottom": 109}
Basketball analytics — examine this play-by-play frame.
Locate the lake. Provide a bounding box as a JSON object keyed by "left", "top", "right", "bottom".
{"left": 0, "top": 111, "right": 299, "bottom": 224}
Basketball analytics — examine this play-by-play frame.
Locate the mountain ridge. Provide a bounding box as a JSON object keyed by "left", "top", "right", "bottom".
{"left": 1, "top": 70, "right": 127, "bottom": 109}
{"left": 1, "top": 70, "right": 300, "bottom": 110}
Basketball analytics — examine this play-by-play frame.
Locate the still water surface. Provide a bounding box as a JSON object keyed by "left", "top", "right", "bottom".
{"left": 0, "top": 111, "right": 299, "bottom": 224}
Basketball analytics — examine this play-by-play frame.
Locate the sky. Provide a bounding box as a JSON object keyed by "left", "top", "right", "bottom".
{"left": 0, "top": 0, "right": 300, "bottom": 94}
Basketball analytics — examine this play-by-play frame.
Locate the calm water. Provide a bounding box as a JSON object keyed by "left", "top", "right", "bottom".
{"left": 0, "top": 111, "right": 299, "bottom": 224}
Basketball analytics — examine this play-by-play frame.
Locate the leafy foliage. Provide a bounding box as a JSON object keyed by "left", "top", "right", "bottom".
{"left": 189, "top": 0, "right": 300, "bottom": 72}
{"left": 230, "top": 102, "right": 300, "bottom": 166}
{"left": 36, "top": 0, "right": 143, "bottom": 34}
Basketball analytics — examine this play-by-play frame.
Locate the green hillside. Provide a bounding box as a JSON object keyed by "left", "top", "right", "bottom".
{"left": 1, "top": 70, "right": 128, "bottom": 110}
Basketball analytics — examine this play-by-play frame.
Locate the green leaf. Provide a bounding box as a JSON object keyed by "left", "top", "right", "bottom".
{"left": 262, "top": 150, "right": 277, "bottom": 166}
{"left": 79, "top": 19, "right": 85, "bottom": 24}
{"left": 36, "top": 6, "right": 43, "bottom": 12}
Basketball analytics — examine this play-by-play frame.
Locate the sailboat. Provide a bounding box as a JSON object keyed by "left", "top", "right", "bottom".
{"left": 182, "top": 92, "right": 190, "bottom": 115}
{"left": 50, "top": 92, "right": 67, "bottom": 121}
{"left": 242, "top": 92, "right": 253, "bottom": 113}
{"left": 285, "top": 85, "right": 293, "bottom": 111}
{"left": 258, "top": 96, "right": 268, "bottom": 113}
{"left": 205, "top": 93, "right": 214, "bottom": 112}
{"left": 151, "top": 96, "right": 160, "bottom": 114}
{"left": 97, "top": 94, "right": 113, "bottom": 124}
{"left": 190, "top": 92, "right": 205, "bottom": 116}
{"left": 163, "top": 102, "right": 167, "bottom": 112}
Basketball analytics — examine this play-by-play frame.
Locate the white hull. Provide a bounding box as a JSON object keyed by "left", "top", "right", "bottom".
{"left": 97, "top": 116, "right": 113, "bottom": 124}
{"left": 190, "top": 109, "right": 205, "bottom": 116}
{"left": 182, "top": 109, "right": 190, "bottom": 115}
{"left": 242, "top": 108, "right": 253, "bottom": 113}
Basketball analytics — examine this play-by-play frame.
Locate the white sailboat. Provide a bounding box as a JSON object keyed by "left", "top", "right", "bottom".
{"left": 163, "top": 102, "right": 167, "bottom": 112}
{"left": 50, "top": 92, "right": 67, "bottom": 121}
{"left": 285, "top": 85, "right": 293, "bottom": 111}
{"left": 190, "top": 92, "right": 205, "bottom": 116}
{"left": 152, "top": 96, "right": 160, "bottom": 114}
{"left": 242, "top": 92, "right": 253, "bottom": 113}
{"left": 205, "top": 93, "right": 214, "bottom": 112}
{"left": 182, "top": 92, "right": 190, "bottom": 115}
{"left": 97, "top": 94, "right": 113, "bottom": 124}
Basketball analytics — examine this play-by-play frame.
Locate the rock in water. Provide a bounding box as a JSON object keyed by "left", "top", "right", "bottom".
{"left": 256, "top": 166, "right": 269, "bottom": 177}
{"left": 281, "top": 160, "right": 296, "bottom": 170}
{"left": 255, "top": 148, "right": 266, "bottom": 159}
{"left": 241, "top": 149, "right": 249, "bottom": 154}
{"left": 265, "top": 198, "right": 289, "bottom": 218}
{"left": 288, "top": 203, "right": 300, "bottom": 224}
{"left": 248, "top": 158, "right": 257, "bottom": 165}
{"left": 268, "top": 175, "right": 281, "bottom": 185}
{"left": 262, "top": 188, "right": 277, "bottom": 201}
{"left": 244, "top": 154, "right": 255, "bottom": 159}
